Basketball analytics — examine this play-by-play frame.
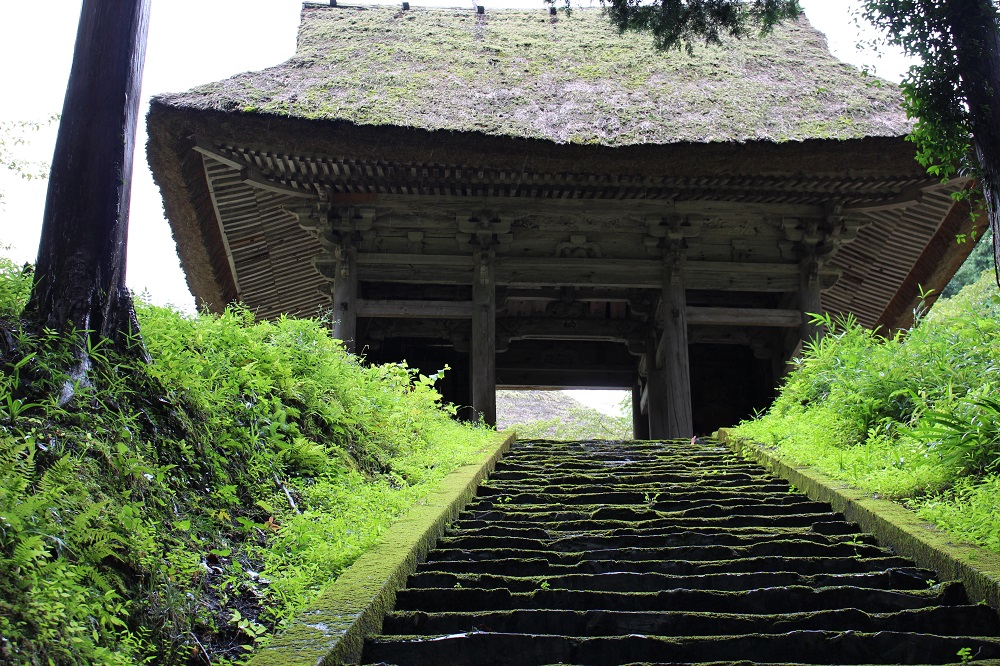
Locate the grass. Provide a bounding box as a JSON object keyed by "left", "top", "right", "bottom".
{"left": 734, "top": 270, "right": 1000, "bottom": 555}
{"left": 0, "top": 255, "right": 494, "bottom": 665}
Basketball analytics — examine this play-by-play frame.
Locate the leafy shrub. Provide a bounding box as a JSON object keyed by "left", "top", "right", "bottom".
{"left": 735, "top": 271, "right": 1000, "bottom": 552}
{"left": 0, "top": 271, "right": 494, "bottom": 664}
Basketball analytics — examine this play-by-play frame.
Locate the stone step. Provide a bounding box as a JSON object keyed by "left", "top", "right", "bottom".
{"left": 425, "top": 539, "right": 890, "bottom": 563}
{"left": 443, "top": 523, "right": 866, "bottom": 541}
{"left": 416, "top": 555, "right": 920, "bottom": 578}
{"left": 459, "top": 509, "right": 845, "bottom": 528}
{"left": 392, "top": 582, "right": 967, "bottom": 614}
{"left": 362, "top": 630, "right": 1000, "bottom": 666}
{"left": 359, "top": 438, "right": 1000, "bottom": 666}
{"left": 381, "top": 605, "right": 1000, "bottom": 637}
{"left": 404, "top": 568, "right": 938, "bottom": 593}
{"left": 433, "top": 530, "right": 877, "bottom": 552}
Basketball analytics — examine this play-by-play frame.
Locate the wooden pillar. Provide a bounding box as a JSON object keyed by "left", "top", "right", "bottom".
{"left": 659, "top": 247, "right": 693, "bottom": 439}
{"left": 799, "top": 248, "right": 824, "bottom": 345}
{"left": 471, "top": 248, "right": 497, "bottom": 426}
{"left": 646, "top": 342, "right": 669, "bottom": 439}
{"left": 332, "top": 240, "right": 358, "bottom": 352}
{"left": 633, "top": 379, "right": 650, "bottom": 440}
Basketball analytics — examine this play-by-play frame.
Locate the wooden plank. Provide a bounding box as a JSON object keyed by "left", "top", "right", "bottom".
{"left": 800, "top": 252, "right": 824, "bottom": 344}
{"left": 633, "top": 382, "right": 650, "bottom": 439}
{"left": 471, "top": 250, "right": 497, "bottom": 426}
{"left": 646, "top": 355, "right": 669, "bottom": 439}
{"left": 355, "top": 255, "right": 801, "bottom": 291}
{"left": 685, "top": 307, "right": 801, "bottom": 328}
{"left": 374, "top": 193, "right": 826, "bottom": 220}
{"left": 495, "top": 367, "right": 635, "bottom": 389}
{"left": 332, "top": 245, "right": 358, "bottom": 352}
{"left": 658, "top": 253, "right": 693, "bottom": 439}
{"left": 357, "top": 299, "right": 474, "bottom": 319}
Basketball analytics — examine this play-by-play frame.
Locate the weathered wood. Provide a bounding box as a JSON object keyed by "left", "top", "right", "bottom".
{"left": 471, "top": 248, "right": 497, "bottom": 426}
{"left": 799, "top": 249, "right": 824, "bottom": 344}
{"left": 685, "top": 307, "right": 802, "bottom": 327}
{"left": 355, "top": 255, "right": 807, "bottom": 292}
{"left": 633, "top": 381, "right": 650, "bottom": 440}
{"left": 495, "top": 367, "right": 635, "bottom": 389}
{"left": 658, "top": 249, "right": 693, "bottom": 439}
{"left": 646, "top": 352, "right": 669, "bottom": 439}
{"left": 357, "top": 299, "right": 474, "bottom": 319}
{"left": 375, "top": 193, "right": 828, "bottom": 220}
{"left": 332, "top": 243, "right": 358, "bottom": 352}
{"left": 26, "top": 0, "right": 151, "bottom": 350}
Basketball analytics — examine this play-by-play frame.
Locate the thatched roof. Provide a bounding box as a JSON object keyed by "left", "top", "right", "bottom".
{"left": 154, "top": 4, "right": 909, "bottom": 146}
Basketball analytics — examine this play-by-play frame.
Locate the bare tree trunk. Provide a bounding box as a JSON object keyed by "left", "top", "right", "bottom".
{"left": 25, "top": 0, "right": 151, "bottom": 353}
{"left": 952, "top": 0, "right": 1000, "bottom": 284}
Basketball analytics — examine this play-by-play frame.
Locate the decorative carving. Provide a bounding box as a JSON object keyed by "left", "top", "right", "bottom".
{"left": 555, "top": 234, "right": 602, "bottom": 258}
{"left": 407, "top": 231, "right": 424, "bottom": 254}
{"left": 457, "top": 213, "right": 513, "bottom": 251}
{"left": 645, "top": 216, "right": 700, "bottom": 255}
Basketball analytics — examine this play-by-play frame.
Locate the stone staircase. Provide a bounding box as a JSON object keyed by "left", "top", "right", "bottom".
{"left": 359, "top": 438, "right": 1000, "bottom": 665}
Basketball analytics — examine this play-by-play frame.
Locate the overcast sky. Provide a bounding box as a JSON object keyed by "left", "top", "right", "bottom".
{"left": 0, "top": 0, "right": 915, "bottom": 313}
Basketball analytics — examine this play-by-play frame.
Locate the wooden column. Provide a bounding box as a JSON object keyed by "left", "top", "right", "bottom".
{"left": 645, "top": 340, "right": 669, "bottom": 439}
{"left": 659, "top": 247, "right": 693, "bottom": 439}
{"left": 332, "top": 240, "right": 358, "bottom": 352}
{"left": 633, "top": 379, "right": 650, "bottom": 440}
{"left": 799, "top": 247, "right": 824, "bottom": 345}
{"left": 471, "top": 248, "right": 497, "bottom": 426}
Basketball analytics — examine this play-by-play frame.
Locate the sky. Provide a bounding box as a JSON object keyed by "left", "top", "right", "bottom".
{"left": 0, "top": 0, "right": 915, "bottom": 416}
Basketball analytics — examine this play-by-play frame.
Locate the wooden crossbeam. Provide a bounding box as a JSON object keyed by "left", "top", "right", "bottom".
{"left": 685, "top": 307, "right": 801, "bottom": 327}
{"left": 355, "top": 254, "right": 805, "bottom": 292}
{"left": 357, "top": 299, "right": 474, "bottom": 318}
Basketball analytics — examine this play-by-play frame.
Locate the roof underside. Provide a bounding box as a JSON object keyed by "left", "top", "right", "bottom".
{"left": 155, "top": 4, "right": 910, "bottom": 146}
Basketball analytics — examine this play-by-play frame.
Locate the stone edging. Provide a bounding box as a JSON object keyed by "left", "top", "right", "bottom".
{"left": 717, "top": 428, "right": 1000, "bottom": 611}
{"left": 249, "top": 430, "right": 516, "bottom": 666}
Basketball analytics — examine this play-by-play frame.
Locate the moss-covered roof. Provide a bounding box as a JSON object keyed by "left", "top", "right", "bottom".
{"left": 154, "top": 3, "right": 909, "bottom": 146}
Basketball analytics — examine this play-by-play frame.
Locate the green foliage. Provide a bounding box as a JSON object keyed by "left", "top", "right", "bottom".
{"left": 0, "top": 254, "right": 32, "bottom": 319}
{"left": 735, "top": 271, "right": 1000, "bottom": 553}
{"left": 597, "top": 0, "right": 802, "bottom": 52}
{"left": 0, "top": 264, "right": 493, "bottom": 664}
{"left": 510, "top": 404, "right": 631, "bottom": 441}
{"left": 943, "top": 228, "right": 994, "bottom": 297}
{"left": 0, "top": 117, "right": 57, "bottom": 205}
{"left": 858, "top": 1, "right": 993, "bottom": 183}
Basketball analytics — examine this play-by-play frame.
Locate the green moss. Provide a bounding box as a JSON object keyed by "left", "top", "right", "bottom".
{"left": 719, "top": 430, "right": 1000, "bottom": 611}
{"left": 249, "top": 431, "right": 514, "bottom": 666}
{"left": 158, "top": 5, "right": 909, "bottom": 146}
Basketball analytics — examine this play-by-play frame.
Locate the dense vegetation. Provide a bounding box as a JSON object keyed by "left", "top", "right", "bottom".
{"left": 735, "top": 269, "right": 1000, "bottom": 554}
{"left": 0, "top": 256, "right": 494, "bottom": 665}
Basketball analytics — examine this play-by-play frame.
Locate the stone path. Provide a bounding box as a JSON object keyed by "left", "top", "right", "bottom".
{"left": 360, "top": 438, "right": 1000, "bottom": 665}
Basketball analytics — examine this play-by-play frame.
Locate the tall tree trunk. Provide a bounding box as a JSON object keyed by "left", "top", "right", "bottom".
{"left": 25, "top": 0, "right": 151, "bottom": 352}
{"left": 952, "top": 0, "right": 1000, "bottom": 284}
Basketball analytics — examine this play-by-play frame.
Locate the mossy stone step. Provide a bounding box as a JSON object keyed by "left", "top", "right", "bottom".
{"left": 392, "top": 581, "right": 967, "bottom": 614}
{"left": 459, "top": 510, "right": 848, "bottom": 529}
{"left": 442, "top": 524, "right": 861, "bottom": 541}
{"left": 417, "top": 555, "right": 920, "bottom": 577}
{"left": 434, "top": 529, "right": 877, "bottom": 552}
{"left": 478, "top": 480, "right": 793, "bottom": 494}
{"left": 380, "top": 605, "right": 1000, "bottom": 638}
{"left": 357, "top": 438, "right": 1000, "bottom": 666}
{"left": 362, "top": 629, "right": 1000, "bottom": 666}
{"left": 403, "top": 568, "right": 937, "bottom": 593}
